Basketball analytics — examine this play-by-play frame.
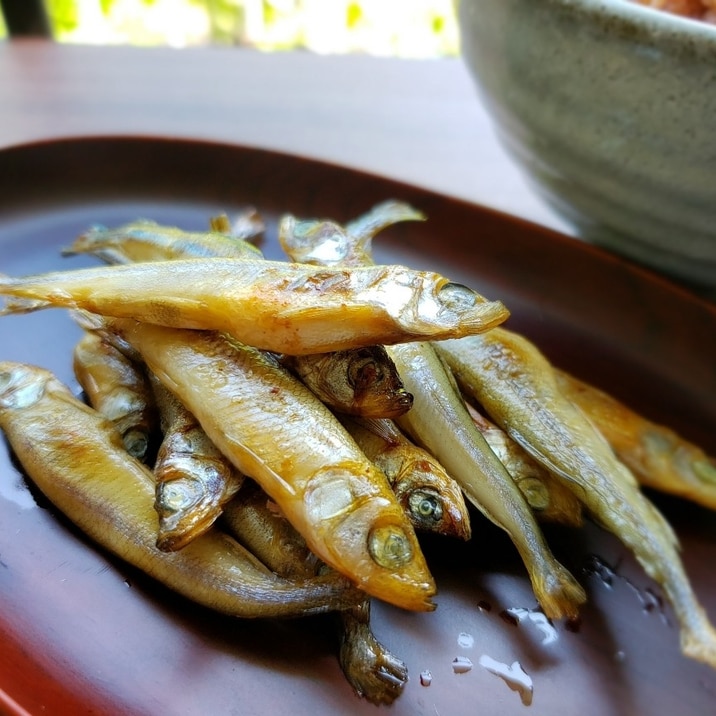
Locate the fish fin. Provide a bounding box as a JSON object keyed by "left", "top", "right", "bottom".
{"left": 0, "top": 291, "right": 52, "bottom": 316}
{"left": 680, "top": 606, "right": 716, "bottom": 669}
{"left": 530, "top": 559, "right": 587, "bottom": 621}
{"left": 69, "top": 308, "right": 107, "bottom": 332}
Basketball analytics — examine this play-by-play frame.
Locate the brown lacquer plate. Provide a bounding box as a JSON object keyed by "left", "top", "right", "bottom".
{"left": 1, "top": 137, "right": 715, "bottom": 716}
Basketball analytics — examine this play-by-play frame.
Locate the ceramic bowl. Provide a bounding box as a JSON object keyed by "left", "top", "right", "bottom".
{"left": 457, "top": 0, "right": 716, "bottom": 293}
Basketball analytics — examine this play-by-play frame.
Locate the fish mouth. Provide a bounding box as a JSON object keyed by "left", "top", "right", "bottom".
{"left": 355, "top": 389, "right": 414, "bottom": 420}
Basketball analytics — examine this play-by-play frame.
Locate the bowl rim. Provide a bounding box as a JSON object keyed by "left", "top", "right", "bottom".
{"left": 551, "top": 0, "right": 716, "bottom": 42}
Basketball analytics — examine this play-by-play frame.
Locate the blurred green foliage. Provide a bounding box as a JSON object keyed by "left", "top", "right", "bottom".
{"left": 31, "top": 0, "right": 458, "bottom": 56}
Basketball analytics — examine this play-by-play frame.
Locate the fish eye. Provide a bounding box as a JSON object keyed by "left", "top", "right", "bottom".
{"left": 156, "top": 480, "right": 202, "bottom": 513}
{"left": 349, "top": 357, "right": 383, "bottom": 389}
{"left": 408, "top": 490, "right": 443, "bottom": 523}
{"left": 438, "top": 282, "right": 477, "bottom": 312}
{"left": 368, "top": 524, "right": 413, "bottom": 569}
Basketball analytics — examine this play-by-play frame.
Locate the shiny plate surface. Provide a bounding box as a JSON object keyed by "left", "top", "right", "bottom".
{"left": 1, "top": 137, "right": 715, "bottom": 716}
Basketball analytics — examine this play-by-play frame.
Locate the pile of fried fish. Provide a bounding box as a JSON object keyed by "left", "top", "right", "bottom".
{"left": 1, "top": 201, "right": 715, "bottom": 705}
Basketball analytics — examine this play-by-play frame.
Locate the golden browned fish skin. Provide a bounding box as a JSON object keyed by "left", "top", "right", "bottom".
{"left": 390, "top": 340, "right": 586, "bottom": 620}
{"left": 339, "top": 415, "right": 471, "bottom": 540}
{"left": 437, "top": 329, "right": 716, "bottom": 668}
{"left": 73, "top": 331, "right": 156, "bottom": 461}
{"left": 555, "top": 370, "right": 716, "bottom": 511}
{"left": 99, "top": 318, "right": 437, "bottom": 611}
{"left": 280, "top": 211, "right": 586, "bottom": 621}
{"left": 0, "top": 362, "right": 364, "bottom": 618}
{"left": 150, "top": 376, "right": 245, "bottom": 551}
{"left": 68, "top": 219, "right": 413, "bottom": 420}
{"left": 221, "top": 479, "right": 322, "bottom": 581}
{"left": 465, "top": 401, "right": 583, "bottom": 527}
{"left": 0, "top": 258, "right": 509, "bottom": 355}
{"left": 280, "top": 347, "right": 413, "bottom": 419}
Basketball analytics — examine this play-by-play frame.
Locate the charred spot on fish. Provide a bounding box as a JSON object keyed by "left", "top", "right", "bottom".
{"left": 437, "top": 282, "right": 478, "bottom": 312}
{"left": 285, "top": 270, "right": 352, "bottom": 293}
{"left": 408, "top": 489, "right": 443, "bottom": 527}
{"left": 368, "top": 525, "right": 413, "bottom": 570}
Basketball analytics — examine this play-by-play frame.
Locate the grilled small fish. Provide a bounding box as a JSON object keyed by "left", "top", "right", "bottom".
{"left": 73, "top": 330, "right": 156, "bottom": 460}
{"left": 95, "top": 317, "right": 436, "bottom": 611}
{"left": 555, "top": 370, "right": 716, "bottom": 511}
{"left": 222, "top": 481, "right": 408, "bottom": 705}
{"left": 66, "top": 218, "right": 413, "bottom": 418}
{"left": 437, "top": 328, "right": 716, "bottom": 668}
{"left": 63, "top": 217, "right": 264, "bottom": 264}
{"left": 465, "top": 401, "right": 583, "bottom": 527}
{"left": 150, "top": 376, "right": 244, "bottom": 551}
{"left": 0, "top": 362, "right": 363, "bottom": 618}
{"left": 280, "top": 347, "right": 413, "bottom": 419}
{"left": 280, "top": 200, "right": 425, "bottom": 268}
{"left": 280, "top": 211, "right": 586, "bottom": 620}
{"left": 0, "top": 258, "right": 509, "bottom": 355}
{"left": 339, "top": 415, "right": 471, "bottom": 539}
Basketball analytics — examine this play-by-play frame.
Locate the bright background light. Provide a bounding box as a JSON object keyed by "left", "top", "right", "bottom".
{"left": 27, "top": 0, "right": 459, "bottom": 57}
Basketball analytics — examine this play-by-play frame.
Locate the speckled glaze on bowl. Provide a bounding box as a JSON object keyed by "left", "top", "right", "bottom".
{"left": 458, "top": 0, "right": 716, "bottom": 292}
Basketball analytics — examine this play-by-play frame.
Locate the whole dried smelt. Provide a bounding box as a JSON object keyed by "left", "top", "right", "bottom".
{"left": 555, "top": 370, "right": 716, "bottom": 512}
{"left": 94, "top": 317, "right": 437, "bottom": 611}
{"left": 67, "top": 217, "right": 415, "bottom": 419}
{"left": 62, "top": 217, "right": 264, "bottom": 265}
{"left": 73, "top": 331, "right": 156, "bottom": 461}
{"left": 0, "top": 362, "right": 364, "bottom": 618}
{"left": 150, "top": 376, "right": 245, "bottom": 552}
{"left": 389, "top": 341, "right": 586, "bottom": 620}
{"left": 437, "top": 329, "right": 716, "bottom": 668}
{"left": 0, "top": 258, "right": 509, "bottom": 355}
{"left": 280, "top": 212, "right": 586, "bottom": 621}
{"left": 279, "top": 347, "right": 413, "bottom": 419}
{"left": 465, "top": 402, "right": 583, "bottom": 527}
{"left": 222, "top": 482, "right": 408, "bottom": 705}
{"left": 338, "top": 415, "right": 471, "bottom": 540}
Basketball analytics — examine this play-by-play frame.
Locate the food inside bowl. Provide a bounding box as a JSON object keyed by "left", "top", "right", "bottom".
{"left": 632, "top": 0, "right": 716, "bottom": 22}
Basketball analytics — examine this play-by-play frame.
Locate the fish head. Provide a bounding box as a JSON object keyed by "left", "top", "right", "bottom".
{"left": 389, "top": 456, "right": 472, "bottom": 541}
{"left": 279, "top": 216, "right": 356, "bottom": 266}
{"left": 0, "top": 362, "right": 55, "bottom": 412}
{"left": 303, "top": 462, "right": 436, "bottom": 611}
{"left": 344, "top": 345, "right": 413, "bottom": 419}
{"left": 378, "top": 270, "right": 510, "bottom": 340}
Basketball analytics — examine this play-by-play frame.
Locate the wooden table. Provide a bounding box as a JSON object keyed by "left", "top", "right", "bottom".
{"left": 0, "top": 39, "right": 568, "bottom": 235}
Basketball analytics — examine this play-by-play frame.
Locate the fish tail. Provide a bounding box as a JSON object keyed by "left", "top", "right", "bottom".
{"left": 680, "top": 607, "right": 716, "bottom": 669}
{"left": 530, "top": 559, "right": 587, "bottom": 621}
{"left": 0, "top": 273, "right": 55, "bottom": 315}
{"left": 0, "top": 284, "right": 52, "bottom": 316}
{"left": 60, "top": 224, "right": 105, "bottom": 256}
